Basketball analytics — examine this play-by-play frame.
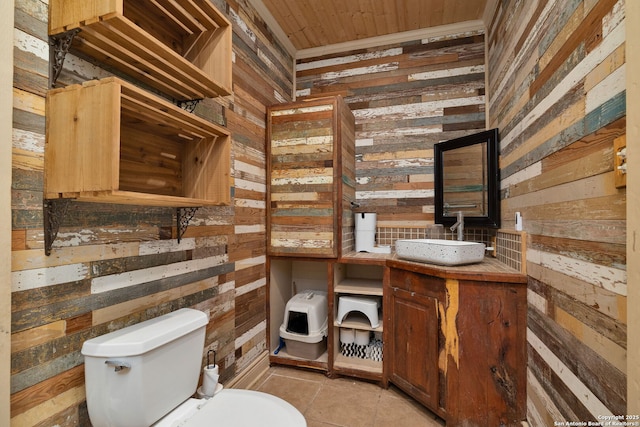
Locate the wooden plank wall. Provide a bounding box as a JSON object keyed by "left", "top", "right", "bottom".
{"left": 486, "top": 0, "right": 627, "bottom": 424}
{"left": 296, "top": 30, "right": 487, "bottom": 229}
{"left": 10, "top": 0, "right": 293, "bottom": 425}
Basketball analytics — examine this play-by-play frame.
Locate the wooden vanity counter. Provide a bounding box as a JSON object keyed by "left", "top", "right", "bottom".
{"left": 386, "top": 254, "right": 527, "bottom": 283}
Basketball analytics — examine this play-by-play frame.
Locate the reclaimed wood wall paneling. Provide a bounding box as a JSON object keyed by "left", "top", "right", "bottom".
{"left": 297, "top": 31, "right": 486, "bottom": 226}
{"left": 10, "top": 0, "right": 293, "bottom": 424}
{"left": 487, "top": 0, "right": 626, "bottom": 422}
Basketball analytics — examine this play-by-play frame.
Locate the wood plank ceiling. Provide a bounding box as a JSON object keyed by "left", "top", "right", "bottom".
{"left": 260, "top": 0, "right": 488, "bottom": 51}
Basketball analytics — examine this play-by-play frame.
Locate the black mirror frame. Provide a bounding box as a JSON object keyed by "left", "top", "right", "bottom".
{"left": 434, "top": 128, "right": 500, "bottom": 228}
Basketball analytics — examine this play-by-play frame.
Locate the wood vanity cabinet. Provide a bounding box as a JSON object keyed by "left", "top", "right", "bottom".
{"left": 385, "top": 258, "right": 527, "bottom": 426}
{"left": 267, "top": 96, "right": 355, "bottom": 258}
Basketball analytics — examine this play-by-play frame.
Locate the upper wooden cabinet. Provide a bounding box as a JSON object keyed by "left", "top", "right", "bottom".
{"left": 267, "top": 96, "right": 355, "bottom": 258}
{"left": 49, "top": 0, "right": 232, "bottom": 100}
{"left": 45, "top": 77, "right": 231, "bottom": 207}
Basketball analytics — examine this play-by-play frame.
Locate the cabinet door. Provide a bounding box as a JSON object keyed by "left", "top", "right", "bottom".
{"left": 267, "top": 96, "right": 355, "bottom": 259}
{"left": 388, "top": 287, "right": 440, "bottom": 411}
{"left": 267, "top": 99, "right": 339, "bottom": 258}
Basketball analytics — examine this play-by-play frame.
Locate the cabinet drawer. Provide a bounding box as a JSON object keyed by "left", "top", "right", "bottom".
{"left": 389, "top": 268, "right": 445, "bottom": 297}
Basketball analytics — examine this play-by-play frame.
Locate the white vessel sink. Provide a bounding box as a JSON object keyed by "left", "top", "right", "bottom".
{"left": 395, "top": 239, "right": 486, "bottom": 266}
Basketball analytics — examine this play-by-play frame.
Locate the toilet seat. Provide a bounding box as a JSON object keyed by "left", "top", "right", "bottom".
{"left": 155, "top": 389, "right": 306, "bottom": 427}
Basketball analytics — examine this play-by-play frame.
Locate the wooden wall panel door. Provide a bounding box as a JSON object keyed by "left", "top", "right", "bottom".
{"left": 447, "top": 280, "right": 527, "bottom": 426}
{"left": 267, "top": 96, "right": 355, "bottom": 258}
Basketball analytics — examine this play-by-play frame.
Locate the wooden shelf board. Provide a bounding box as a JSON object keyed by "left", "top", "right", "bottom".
{"left": 339, "top": 252, "right": 392, "bottom": 264}
{"left": 335, "top": 313, "right": 383, "bottom": 332}
{"left": 335, "top": 278, "right": 383, "bottom": 296}
{"left": 334, "top": 353, "right": 383, "bottom": 374}
{"left": 270, "top": 348, "right": 329, "bottom": 369}
{"left": 45, "top": 190, "right": 227, "bottom": 207}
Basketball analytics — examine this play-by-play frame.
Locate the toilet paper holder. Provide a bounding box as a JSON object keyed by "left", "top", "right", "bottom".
{"left": 206, "top": 349, "right": 216, "bottom": 369}
{"left": 202, "top": 349, "right": 220, "bottom": 398}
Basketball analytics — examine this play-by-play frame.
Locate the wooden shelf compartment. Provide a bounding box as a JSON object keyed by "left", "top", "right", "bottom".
{"left": 49, "top": 0, "right": 232, "bottom": 100}
{"left": 268, "top": 258, "right": 330, "bottom": 371}
{"left": 332, "top": 261, "right": 384, "bottom": 381}
{"left": 45, "top": 77, "right": 231, "bottom": 207}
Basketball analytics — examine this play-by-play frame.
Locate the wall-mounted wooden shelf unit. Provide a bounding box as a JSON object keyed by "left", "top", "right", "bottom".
{"left": 45, "top": 77, "right": 231, "bottom": 207}
{"left": 49, "top": 0, "right": 232, "bottom": 100}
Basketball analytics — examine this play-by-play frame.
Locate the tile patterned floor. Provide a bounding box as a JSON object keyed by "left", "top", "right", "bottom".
{"left": 250, "top": 366, "right": 445, "bottom": 427}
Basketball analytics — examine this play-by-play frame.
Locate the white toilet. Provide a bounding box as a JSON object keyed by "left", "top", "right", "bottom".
{"left": 81, "top": 308, "right": 306, "bottom": 427}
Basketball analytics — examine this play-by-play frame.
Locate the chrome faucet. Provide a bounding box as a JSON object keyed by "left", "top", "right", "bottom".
{"left": 450, "top": 211, "right": 464, "bottom": 241}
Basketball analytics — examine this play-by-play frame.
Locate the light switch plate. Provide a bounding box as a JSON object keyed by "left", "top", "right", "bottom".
{"left": 614, "top": 135, "right": 626, "bottom": 189}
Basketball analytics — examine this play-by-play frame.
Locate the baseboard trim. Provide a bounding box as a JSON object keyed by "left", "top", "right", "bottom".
{"left": 225, "top": 351, "right": 270, "bottom": 390}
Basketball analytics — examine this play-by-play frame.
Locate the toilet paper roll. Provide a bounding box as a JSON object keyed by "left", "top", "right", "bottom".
{"left": 354, "top": 330, "right": 370, "bottom": 346}
{"left": 340, "top": 328, "right": 355, "bottom": 344}
{"left": 202, "top": 364, "right": 219, "bottom": 397}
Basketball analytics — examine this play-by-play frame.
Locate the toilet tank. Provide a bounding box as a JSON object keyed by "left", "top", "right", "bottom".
{"left": 81, "top": 308, "right": 208, "bottom": 427}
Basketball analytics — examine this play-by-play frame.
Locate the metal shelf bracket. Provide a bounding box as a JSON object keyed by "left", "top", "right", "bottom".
{"left": 177, "top": 99, "right": 203, "bottom": 113}
{"left": 43, "top": 198, "right": 72, "bottom": 256}
{"left": 49, "top": 29, "right": 81, "bottom": 88}
{"left": 176, "top": 207, "right": 200, "bottom": 242}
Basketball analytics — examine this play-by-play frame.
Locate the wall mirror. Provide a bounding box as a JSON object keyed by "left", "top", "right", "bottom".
{"left": 434, "top": 128, "right": 500, "bottom": 228}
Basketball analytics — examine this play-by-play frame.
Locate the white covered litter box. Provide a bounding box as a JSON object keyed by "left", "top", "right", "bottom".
{"left": 279, "top": 290, "right": 328, "bottom": 359}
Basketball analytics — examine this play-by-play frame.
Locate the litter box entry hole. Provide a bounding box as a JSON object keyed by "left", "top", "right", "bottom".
{"left": 286, "top": 311, "right": 309, "bottom": 335}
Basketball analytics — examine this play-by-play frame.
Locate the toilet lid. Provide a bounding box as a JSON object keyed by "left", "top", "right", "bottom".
{"left": 183, "top": 389, "right": 306, "bottom": 427}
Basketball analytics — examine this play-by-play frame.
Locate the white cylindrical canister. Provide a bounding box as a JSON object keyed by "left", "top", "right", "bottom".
{"left": 355, "top": 213, "right": 377, "bottom": 252}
